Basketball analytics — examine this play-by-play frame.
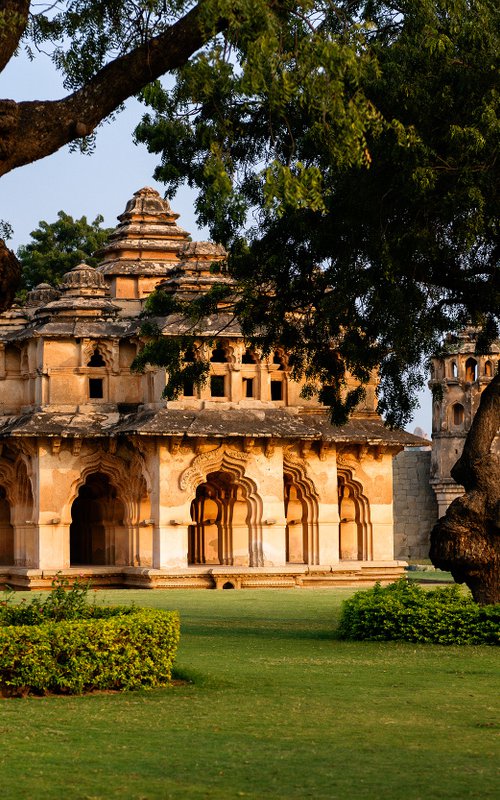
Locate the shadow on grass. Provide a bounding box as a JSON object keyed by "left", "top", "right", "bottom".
{"left": 181, "top": 622, "right": 338, "bottom": 643}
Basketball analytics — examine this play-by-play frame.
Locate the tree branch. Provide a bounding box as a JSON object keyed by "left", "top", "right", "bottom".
{"left": 0, "top": 1, "right": 225, "bottom": 176}
{"left": 0, "top": 1, "right": 30, "bottom": 73}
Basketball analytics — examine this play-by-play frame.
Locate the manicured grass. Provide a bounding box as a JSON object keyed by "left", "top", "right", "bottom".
{"left": 407, "top": 569, "right": 455, "bottom": 583}
{"left": 1, "top": 588, "right": 499, "bottom": 800}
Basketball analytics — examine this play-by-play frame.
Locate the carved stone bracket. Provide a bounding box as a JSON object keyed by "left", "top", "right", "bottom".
{"left": 318, "top": 441, "right": 330, "bottom": 461}
{"left": 169, "top": 436, "right": 183, "bottom": 455}
{"left": 264, "top": 438, "right": 276, "bottom": 459}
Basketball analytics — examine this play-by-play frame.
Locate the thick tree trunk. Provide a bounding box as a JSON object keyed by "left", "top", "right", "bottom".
{"left": 430, "top": 370, "right": 500, "bottom": 604}
{"left": 0, "top": 238, "right": 21, "bottom": 310}
{"left": 0, "top": 2, "right": 30, "bottom": 73}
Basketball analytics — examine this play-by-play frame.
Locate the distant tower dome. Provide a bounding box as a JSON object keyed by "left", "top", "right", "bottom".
{"left": 34, "top": 263, "right": 117, "bottom": 320}
{"left": 26, "top": 283, "right": 61, "bottom": 306}
{"left": 95, "top": 186, "right": 191, "bottom": 280}
{"left": 120, "top": 186, "right": 177, "bottom": 219}
{"left": 93, "top": 186, "right": 229, "bottom": 305}
{"left": 61, "top": 263, "right": 107, "bottom": 295}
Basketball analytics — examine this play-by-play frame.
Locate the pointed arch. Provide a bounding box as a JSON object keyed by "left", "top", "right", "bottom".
{"left": 63, "top": 447, "right": 150, "bottom": 528}
{"left": 182, "top": 446, "right": 263, "bottom": 566}
{"left": 82, "top": 340, "right": 114, "bottom": 369}
{"left": 70, "top": 472, "right": 125, "bottom": 565}
{"left": 189, "top": 470, "right": 256, "bottom": 566}
{"left": 451, "top": 402, "right": 465, "bottom": 428}
{"left": 0, "top": 486, "right": 14, "bottom": 565}
{"left": 465, "top": 357, "right": 477, "bottom": 382}
{"left": 484, "top": 360, "right": 493, "bottom": 377}
{"left": 0, "top": 451, "right": 34, "bottom": 526}
{"left": 337, "top": 468, "right": 373, "bottom": 561}
{"left": 283, "top": 450, "right": 320, "bottom": 565}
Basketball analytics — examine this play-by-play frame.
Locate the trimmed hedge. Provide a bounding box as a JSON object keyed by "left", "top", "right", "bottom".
{"left": 0, "top": 608, "right": 180, "bottom": 697}
{"left": 337, "top": 580, "right": 500, "bottom": 645}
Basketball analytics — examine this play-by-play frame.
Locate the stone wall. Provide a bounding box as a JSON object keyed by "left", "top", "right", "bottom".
{"left": 393, "top": 449, "right": 438, "bottom": 560}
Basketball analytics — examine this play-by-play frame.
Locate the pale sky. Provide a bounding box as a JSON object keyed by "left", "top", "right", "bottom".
{"left": 0, "top": 47, "right": 432, "bottom": 434}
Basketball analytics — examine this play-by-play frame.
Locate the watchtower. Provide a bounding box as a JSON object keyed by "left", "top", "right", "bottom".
{"left": 429, "top": 327, "right": 499, "bottom": 517}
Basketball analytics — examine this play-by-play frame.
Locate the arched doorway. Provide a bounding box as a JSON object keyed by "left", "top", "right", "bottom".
{"left": 188, "top": 471, "right": 251, "bottom": 566}
{"left": 338, "top": 472, "right": 372, "bottom": 561}
{"left": 70, "top": 473, "right": 126, "bottom": 566}
{"left": 284, "top": 476, "right": 308, "bottom": 564}
{"left": 282, "top": 460, "right": 319, "bottom": 565}
{"left": 0, "top": 486, "right": 14, "bottom": 565}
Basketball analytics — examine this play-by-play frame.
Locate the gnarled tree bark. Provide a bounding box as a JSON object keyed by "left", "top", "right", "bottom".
{"left": 430, "top": 369, "right": 500, "bottom": 604}
{"left": 0, "top": 238, "right": 20, "bottom": 310}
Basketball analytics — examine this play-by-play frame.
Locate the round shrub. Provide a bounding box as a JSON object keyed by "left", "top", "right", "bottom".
{"left": 337, "top": 580, "right": 500, "bottom": 645}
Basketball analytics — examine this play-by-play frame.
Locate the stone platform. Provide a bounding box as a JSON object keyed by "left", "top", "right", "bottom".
{"left": 1, "top": 562, "right": 407, "bottom": 591}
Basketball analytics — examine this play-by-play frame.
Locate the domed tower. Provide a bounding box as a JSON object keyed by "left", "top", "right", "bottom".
{"left": 95, "top": 187, "right": 227, "bottom": 316}
{"left": 429, "top": 327, "right": 500, "bottom": 516}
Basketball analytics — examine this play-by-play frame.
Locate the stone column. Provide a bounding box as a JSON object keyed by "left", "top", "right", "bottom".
{"left": 36, "top": 440, "right": 73, "bottom": 569}
{"left": 151, "top": 441, "right": 192, "bottom": 569}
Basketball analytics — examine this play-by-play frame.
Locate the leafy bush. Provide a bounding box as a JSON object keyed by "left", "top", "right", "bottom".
{"left": 0, "top": 574, "right": 99, "bottom": 625}
{"left": 0, "top": 574, "right": 135, "bottom": 626}
{"left": 0, "top": 607, "right": 180, "bottom": 697}
{"left": 337, "top": 580, "right": 500, "bottom": 645}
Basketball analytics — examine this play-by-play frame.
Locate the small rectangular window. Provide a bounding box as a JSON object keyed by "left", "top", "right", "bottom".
{"left": 183, "top": 378, "right": 195, "bottom": 397}
{"left": 210, "top": 375, "right": 225, "bottom": 397}
{"left": 271, "top": 380, "right": 283, "bottom": 401}
{"left": 243, "top": 377, "right": 254, "bottom": 398}
{"left": 89, "top": 378, "right": 104, "bottom": 399}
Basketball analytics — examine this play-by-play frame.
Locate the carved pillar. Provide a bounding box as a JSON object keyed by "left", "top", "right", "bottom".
{"left": 152, "top": 441, "right": 191, "bottom": 569}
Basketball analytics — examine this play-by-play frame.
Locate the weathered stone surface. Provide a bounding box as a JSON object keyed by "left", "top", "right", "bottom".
{"left": 0, "top": 187, "right": 428, "bottom": 590}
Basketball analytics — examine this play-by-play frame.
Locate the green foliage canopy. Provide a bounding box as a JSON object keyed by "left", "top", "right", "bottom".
{"left": 17, "top": 211, "right": 112, "bottom": 291}
{"left": 135, "top": 0, "right": 500, "bottom": 426}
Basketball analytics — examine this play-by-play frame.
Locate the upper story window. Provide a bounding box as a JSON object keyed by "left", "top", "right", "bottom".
{"left": 465, "top": 357, "right": 477, "bottom": 382}
{"left": 210, "top": 375, "right": 226, "bottom": 397}
{"left": 4, "top": 344, "right": 21, "bottom": 374}
{"left": 243, "top": 377, "right": 254, "bottom": 398}
{"left": 484, "top": 360, "right": 493, "bottom": 377}
{"left": 450, "top": 361, "right": 458, "bottom": 379}
{"left": 242, "top": 348, "right": 257, "bottom": 365}
{"left": 269, "top": 350, "right": 286, "bottom": 402}
{"left": 452, "top": 403, "right": 464, "bottom": 427}
{"left": 87, "top": 345, "right": 106, "bottom": 401}
{"left": 87, "top": 347, "right": 106, "bottom": 367}
{"left": 210, "top": 343, "right": 229, "bottom": 363}
{"left": 89, "top": 378, "right": 104, "bottom": 399}
{"left": 271, "top": 380, "right": 283, "bottom": 401}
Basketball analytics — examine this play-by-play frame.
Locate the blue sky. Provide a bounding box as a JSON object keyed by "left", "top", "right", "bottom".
{"left": 0, "top": 47, "right": 432, "bottom": 434}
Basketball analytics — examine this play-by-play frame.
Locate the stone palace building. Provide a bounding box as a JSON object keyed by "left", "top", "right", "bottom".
{"left": 0, "top": 187, "right": 496, "bottom": 590}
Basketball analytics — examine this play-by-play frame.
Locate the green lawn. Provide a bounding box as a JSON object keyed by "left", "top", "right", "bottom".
{"left": 1, "top": 588, "right": 499, "bottom": 800}
{"left": 406, "top": 569, "right": 454, "bottom": 583}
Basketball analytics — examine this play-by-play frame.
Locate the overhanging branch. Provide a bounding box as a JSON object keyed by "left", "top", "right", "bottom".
{"left": 0, "top": 1, "right": 226, "bottom": 176}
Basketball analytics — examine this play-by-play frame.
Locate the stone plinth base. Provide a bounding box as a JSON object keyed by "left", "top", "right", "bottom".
{"left": 1, "top": 562, "right": 407, "bottom": 591}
